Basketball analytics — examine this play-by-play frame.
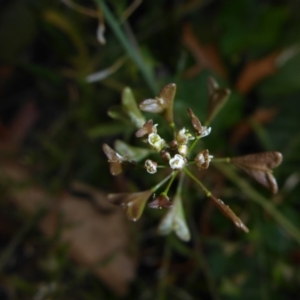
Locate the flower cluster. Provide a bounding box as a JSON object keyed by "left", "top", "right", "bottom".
{"left": 103, "top": 78, "right": 283, "bottom": 241}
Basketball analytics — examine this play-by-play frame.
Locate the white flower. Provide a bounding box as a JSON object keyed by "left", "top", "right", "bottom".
{"left": 169, "top": 154, "right": 186, "bottom": 170}
{"left": 176, "top": 128, "right": 195, "bottom": 145}
{"left": 199, "top": 126, "right": 211, "bottom": 138}
{"left": 145, "top": 159, "right": 157, "bottom": 174}
{"left": 148, "top": 133, "right": 165, "bottom": 152}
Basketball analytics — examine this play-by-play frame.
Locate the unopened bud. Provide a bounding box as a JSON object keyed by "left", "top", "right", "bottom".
{"left": 169, "top": 139, "right": 178, "bottom": 149}
{"left": 195, "top": 150, "right": 213, "bottom": 169}
{"left": 145, "top": 159, "right": 158, "bottom": 174}
{"left": 161, "top": 150, "right": 171, "bottom": 161}
{"left": 178, "top": 144, "right": 188, "bottom": 157}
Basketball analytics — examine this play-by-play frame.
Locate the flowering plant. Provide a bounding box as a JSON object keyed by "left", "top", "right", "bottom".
{"left": 103, "top": 78, "right": 282, "bottom": 241}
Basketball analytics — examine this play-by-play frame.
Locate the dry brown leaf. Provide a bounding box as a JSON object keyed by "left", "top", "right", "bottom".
{"left": 230, "top": 107, "right": 278, "bottom": 146}
{"left": 182, "top": 23, "right": 228, "bottom": 78}
{"left": 235, "top": 51, "right": 279, "bottom": 95}
{"left": 0, "top": 159, "right": 136, "bottom": 295}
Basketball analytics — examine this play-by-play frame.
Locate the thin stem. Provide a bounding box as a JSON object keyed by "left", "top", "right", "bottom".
{"left": 212, "top": 157, "right": 231, "bottom": 163}
{"left": 161, "top": 171, "right": 178, "bottom": 196}
{"left": 214, "top": 163, "right": 300, "bottom": 245}
{"left": 151, "top": 172, "right": 175, "bottom": 193}
{"left": 183, "top": 168, "right": 211, "bottom": 197}
{"left": 176, "top": 171, "right": 185, "bottom": 195}
{"left": 93, "top": 0, "right": 157, "bottom": 94}
{"left": 187, "top": 138, "right": 199, "bottom": 157}
{"left": 170, "top": 122, "right": 176, "bottom": 139}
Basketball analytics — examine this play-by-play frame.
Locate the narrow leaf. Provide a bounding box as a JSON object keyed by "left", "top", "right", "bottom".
{"left": 122, "top": 87, "right": 146, "bottom": 128}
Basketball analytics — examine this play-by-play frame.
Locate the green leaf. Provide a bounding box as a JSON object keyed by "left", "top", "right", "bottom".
{"left": 122, "top": 87, "right": 146, "bottom": 128}
{"left": 114, "top": 140, "right": 151, "bottom": 162}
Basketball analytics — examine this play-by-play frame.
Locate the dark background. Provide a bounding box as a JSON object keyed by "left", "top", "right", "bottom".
{"left": 1, "top": 0, "right": 300, "bottom": 299}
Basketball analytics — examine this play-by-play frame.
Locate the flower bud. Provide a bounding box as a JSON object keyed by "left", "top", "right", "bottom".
{"left": 195, "top": 149, "right": 213, "bottom": 169}
{"left": 160, "top": 150, "right": 171, "bottom": 161}
{"left": 145, "top": 159, "right": 158, "bottom": 174}
{"left": 178, "top": 144, "right": 188, "bottom": 157}
{"left": 169, "top": 139, "right": 178, "bottom": 149}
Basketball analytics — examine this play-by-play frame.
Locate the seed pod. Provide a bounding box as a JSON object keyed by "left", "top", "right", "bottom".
{"left": 187, "top": 108, "right": 202, "bottom": 134}
{"left": 148, "top": 194, "right": 173, "bottom": 209}
{"left": 102, "top": 144, "right": 136, "bottom": 176}
{"left": 139, "top": 83, "right": 176, "bottom": 124}
{"left": 135, "top": 119, "right": 157, "bottom": 138}
{"left": 187, "top": 108, "right": 211, "bottom": 138}
{"left": 231, "top": 152, "right": 283, "bottom": 193}
{"left": 209, "top": 195, "right": 249, "bottom": 233}
{"left": 108, "top": 190, "right": 152, "bottom": 221}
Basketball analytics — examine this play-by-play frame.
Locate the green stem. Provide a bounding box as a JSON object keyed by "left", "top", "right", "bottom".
{"left": 162, "top": 171, "right": 178, "bottom": 196}
{"left": 187, "top": 138, "right": 199, "bottom": 157}
{"left": 94, "top": 0, "right": 157, "bottom": 94}
{"left": 212, "top": 157, "right": 230, "bottom": 163}
{"left": 183, "top": 168, "right": 211, "bottom": 197}
{"left": 176, "top": 171, "right": 185, "bottom": 195}
{"left": 214, "top": 163, "right": 300, "bottom": 245}
{"left": 151, "top": 172, "right": 175, "bottom": 193}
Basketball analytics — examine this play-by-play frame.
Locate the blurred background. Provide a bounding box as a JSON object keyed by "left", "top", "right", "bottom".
{"left": 1, "top": 0, "right": 300, "bottom": 299}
